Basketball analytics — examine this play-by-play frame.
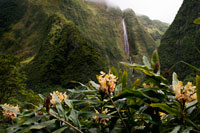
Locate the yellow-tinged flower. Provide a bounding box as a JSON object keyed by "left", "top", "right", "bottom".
{"left": 159, "top": 112, "right": 166, "bottom": 119}
{"left": 50, "top": 91, "right": 68, "bottom": 106}
{"left": 98, "top": 71, "right": 117, "bottom": 94}
{"left": 143, "top": 82, "right": 158, "bottom": 88}
{"left": 93, "top": 108, "right": 110, "bottom": 125}
{"left": 173, "top": 81, "right": 197, "bottom": 103}
{"left": 2, "top": 104, "right": 19, "bottom": 119}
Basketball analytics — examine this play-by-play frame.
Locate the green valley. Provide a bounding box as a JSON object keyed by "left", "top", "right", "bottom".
{"left": 0, "top": 0, "right": 168, "bottom": 91}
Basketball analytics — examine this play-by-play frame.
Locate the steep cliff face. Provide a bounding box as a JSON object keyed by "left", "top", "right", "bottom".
{"left": 138, "top": 15, "right": 169, "bottom": 46}
{"left": 0, "top": 0, "right": 159, "bottom": 90}
{"left": 123, "top": 9, "right": 157, "bottom": 63}
{"left": 158, "top": 0, "right": 200, "bottom": 80}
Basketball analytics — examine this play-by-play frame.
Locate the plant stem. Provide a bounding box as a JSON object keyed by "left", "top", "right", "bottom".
{"left": 48, "top": 111, "right": 83, "bottom": 133}
{"left": 108, "top": 94, "right": 129, "bottom": 133}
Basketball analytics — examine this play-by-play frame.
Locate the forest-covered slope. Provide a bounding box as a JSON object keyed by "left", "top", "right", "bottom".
{"left": 158, "top": 0, "right": 200, "bottom": 81}
{"left": 138, "top": 15, "right": 169, "bottom": 46}
{"left": 0, "top": 0, "right": 160, "bottom": 91}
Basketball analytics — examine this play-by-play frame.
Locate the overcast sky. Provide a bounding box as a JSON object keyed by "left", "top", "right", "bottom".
{"left": 107, "top": 0, "right": 183, "bottom": 24}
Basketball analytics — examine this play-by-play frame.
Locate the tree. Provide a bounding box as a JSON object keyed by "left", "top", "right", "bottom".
{"left": 0, "top": 55, "right": 26, "bottom": 103}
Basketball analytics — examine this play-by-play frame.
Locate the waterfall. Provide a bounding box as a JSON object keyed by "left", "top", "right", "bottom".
{"left": 122, "top": 18, "right": 130, "bottom": 56}
{"left": 122, "top": 18, "right": 135, "bottom": 77}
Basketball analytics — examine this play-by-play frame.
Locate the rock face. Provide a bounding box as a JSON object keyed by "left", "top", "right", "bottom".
{"left": 158, "top": 0, "right": 200, "bottom": 80}
{"left": 0, "top": 0, "right": 164, "bottom": 91}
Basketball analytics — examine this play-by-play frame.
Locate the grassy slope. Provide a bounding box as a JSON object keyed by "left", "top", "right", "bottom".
{"left": 138, "top": 15, "right": 169, "bottom": 46}
{"left": 158, "top": 0, "right": 200, "bottom": 81}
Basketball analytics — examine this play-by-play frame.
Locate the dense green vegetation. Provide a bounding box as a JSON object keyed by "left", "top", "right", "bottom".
{"left": 0, "top": 0, "right": 165, "bottom": 91}
{"left": 158, "top": 0, "right": 200, "bottom": 81}
{"left": 0, "top": 55, "right": 26, "bottom": 103}
{"left": 25, "top": 15, "right": 106, "bottom": 92}
{"left": 2, "top": 0, "right": 200, "bottom": 132}
{"left": 123, "top": 9, "right": 157, "bottom": 63}
{"left": 138, "top": 15, "right": 169, "bottom": 46}
{"left": 1, "top": 51, "right": 200, "bottom": 132}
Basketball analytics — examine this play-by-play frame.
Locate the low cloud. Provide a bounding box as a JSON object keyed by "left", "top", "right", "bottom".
{"left": 85, "top": 0, "right": 119, "bottom": 8}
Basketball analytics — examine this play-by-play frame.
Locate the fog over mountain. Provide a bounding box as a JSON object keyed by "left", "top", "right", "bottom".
{"left": 89, "top": 0, "right": 183, "bottom": 23}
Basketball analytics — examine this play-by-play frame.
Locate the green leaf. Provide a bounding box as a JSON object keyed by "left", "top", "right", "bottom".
{"left": 110, "top": 67, "right": 118, "bottom": 77}
{"left": 186, "top": 100, "right": 198, "bottom": 114}
{"left": 22, "top": 115, "right": 43, "bottom": 125}
{"left": 181, "top": 127, "right": 193, "bottom": 133}
{"left": 194, "top": 17, "right": 200, "bottom": 24}
{"left": 172, "top": 72, "right": 178, "bottom": 87}
{"left": 38, "top": 94, "right": 45, "bottom": 101}
{"left": 64, "top": 99, "right": 74, "bottom": 108}
{"left": 79, "top": 112, "right": 111, "bottom": 118}
{"left": 151, "top": 50, "right": 160, "bottom": 66}
{"left": 121, "top": 62, "right": 168, "bottom": 84}
{"left": 21, "top": 119, "right": 56, "bottom": 132}
{"left": 151, "top": 103, "right": 178, "bottom": 116}
{"left": 52, "top": 127, "right": 68, "bottom": 133}
{"left": 113, "top": 88, "right": 159, "bottom": 102}
{"left": 185, "top": 119, "right": 200, "bottom": 130}
{"left": 196, "top": 75, "right": 200, "bottom": 103}
{"left": 69, "top": 109, "right": 80, "bottom": 127}
{"left": 131, "top": 78, "right": 140, "bottom": 90}
{"left": 70, "top": 99, "right": 102, "bottom": 105}
{"left": 170, "top": 126, "right": 181, "bottom": 133}
{"left": 122, "top": 71, "right": 128, "bottom": 88}
{"left": 180, "top": 61, "right": 200, "bottom": 72}
{"left": 89, "top": 81, "right": 100, "bottom": 90}
{"left": 143, "top": 56, "right": 151, "bottom": 68}
{"left": 67, "top": 89, "right": 97, "bottom": 94}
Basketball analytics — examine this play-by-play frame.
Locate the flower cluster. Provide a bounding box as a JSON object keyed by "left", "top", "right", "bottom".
{"left": 50, "top": 91, "right": 67, "bottom": 105}
{"left": 93, "top": 108, "right": 110, "bottom": 125}
{"left": 173, "top": 81, "right": 197, "bottom": 103}
{"left": 98, "top": 71, "right": 117, "bottom": 94}
{"left": 159, "top": 112, "right": 166, "bottom": 120}
{"left": 2, "top": 104, "right": 19, "bottom": 119}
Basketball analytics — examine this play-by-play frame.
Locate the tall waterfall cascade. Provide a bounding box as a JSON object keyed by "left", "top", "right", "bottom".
{"left": 122, "top": 18, "right": 135, "bottom": 77}
{"left": 122, "top": 19, "right": 130, "bottom": 56}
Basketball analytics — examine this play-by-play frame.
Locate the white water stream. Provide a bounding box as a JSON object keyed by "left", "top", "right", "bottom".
{"left": 122, "top": 18, "right": 135, "bottom": 77}
{"left": 122, "top": 18, "right": 130, "bottom": 56}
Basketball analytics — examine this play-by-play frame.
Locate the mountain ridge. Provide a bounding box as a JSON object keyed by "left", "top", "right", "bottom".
{"left": 0, "top": 0, "right": 168, "bottom": 90}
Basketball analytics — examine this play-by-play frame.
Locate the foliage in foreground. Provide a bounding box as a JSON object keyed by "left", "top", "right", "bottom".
{"left": 1, "top": 50, "right": 200, "bottom": 133}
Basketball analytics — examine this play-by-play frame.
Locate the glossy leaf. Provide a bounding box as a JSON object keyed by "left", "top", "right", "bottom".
{"left": 143, "top": 56, "right": 151, "bottom": 68}
{"left": 21, "top": 119, "right": 56, "bottom": 132}
{"left": 170, "top": 125, "right": 180, "bottom": 133}
{"left": 52, "top": 127, "right": 68, "bottom": 133}
{"left": 38, "top": 94, "right": 45, "bottom": 101}
{"left": 122, "top": 71, "right": 128, "bottom": 88}
{"left": 196, "top": 75, "right": 200, "bottom": 103}
{"left": 67, "top": 89, "right": 97, "bottom": 94}
{"left": 151, "top": 103, "right": 178, "bottom": 116}
{"left": 111, "top": 67, "right": 118, "bottom": 77}
{"left": 89, "top": 81, "right": 100, "bottom": 90}
{"left": 69, "top": 99, "right": 102, "bottom": 105}
{"left": 172, "top": 72, "right": 178, "bottom": 87}
{"left": 151, "top": 50, "right": 160, "bottom": 66}
{"left": 121, "top": 62, "right": 168, "bottom": 84}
